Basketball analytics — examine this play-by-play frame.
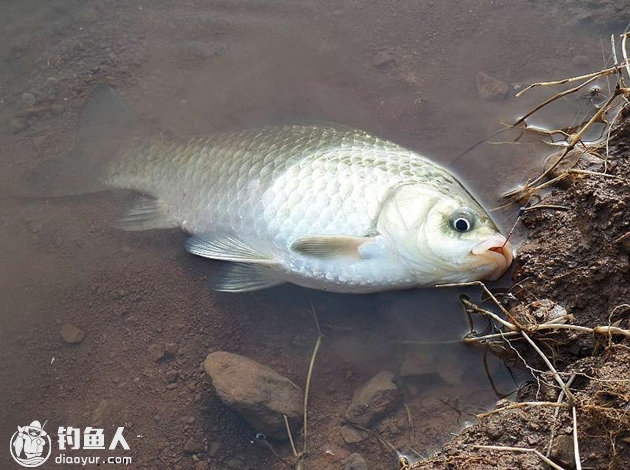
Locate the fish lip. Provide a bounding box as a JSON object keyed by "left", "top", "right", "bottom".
{"left": 470, "top": 235, "right": 514, "bottom": 280}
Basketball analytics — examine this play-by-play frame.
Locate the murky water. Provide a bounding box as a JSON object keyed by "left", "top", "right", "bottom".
{"left": 0, "top": 1, "right": 624, "bottom": 468}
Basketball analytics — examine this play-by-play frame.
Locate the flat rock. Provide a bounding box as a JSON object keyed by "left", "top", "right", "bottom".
{"left": 61, "top": 323, "right": 85, "bottom": 344}
{"left": 399, "top": 348, "right": 434, "bottom": 376}
{"left": 571, "top": 54, "right": 590, "bottom": 67}
{"left": 164, "top": 369, "right": 179, "bottom": 384}
{"left": 20, "top": 92, "right": 36, "bottom": 108}
{"left": 372, "top": 49, "right": 396, "bottom": 69}
{"left": 340, "top": 424, "right": 367, "bottom": 444}
{"left": 476, "top": 71, "right": 508, "bottom": 100}
{"left": 435, "top": 354, "right": 465, "bottom": 385}
{"left": 204, "top": 351, "right": 303, "bottom": 440}
{"left": 183, "top": 437, "right": 204, "bottom": 454}
{"left": 345, "top": 371, "right": 400, "bottom": 426}
{"left": 344, "top": 452, "right": 368, "bottom": 470}
{"left": 550, "top": 434, "right": 574, "bottom": 466}
{"left": 531, "top": 299, "right": 568, "bottom": 323}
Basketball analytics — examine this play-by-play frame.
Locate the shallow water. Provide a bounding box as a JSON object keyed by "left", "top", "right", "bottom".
{"left": 0, "top": 1, "right": 625, "bottom": 468}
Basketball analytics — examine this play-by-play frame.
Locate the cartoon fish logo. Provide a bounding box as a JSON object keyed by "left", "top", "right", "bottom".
{"left": 10, "top": 420, "right": 51, "bottom": 468}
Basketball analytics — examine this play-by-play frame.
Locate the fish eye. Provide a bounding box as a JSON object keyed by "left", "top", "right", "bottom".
{"left": 450, "top": 209, "right": 475, "bottom": 233}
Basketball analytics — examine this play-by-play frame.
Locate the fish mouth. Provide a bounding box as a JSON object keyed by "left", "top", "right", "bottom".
{"left": 470, "top": 235, "right": 514, "bottom": 280}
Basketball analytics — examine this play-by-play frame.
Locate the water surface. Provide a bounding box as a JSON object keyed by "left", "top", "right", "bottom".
{"left": 0, "top": 1, "right": 621, "bottom": 468}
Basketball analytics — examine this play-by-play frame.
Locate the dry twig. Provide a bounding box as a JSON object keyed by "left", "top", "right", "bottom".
{"left": 501, "top": 35, "right": 630, "bottom": 201}
{"left": 295, "top": 304, "right": 324, "bottom": 469}
{"left": 477, "top": 401, "right": 569, "bottom": 419}
{"left": 546, "top": 374, "right": 577, "bottom": 457}
{"left": 474, "top": 445, "right": 566, "bottom": 470}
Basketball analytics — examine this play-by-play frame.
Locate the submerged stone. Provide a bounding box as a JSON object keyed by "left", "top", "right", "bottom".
{"left": 345, "top": 371, "right": 400, "bottom": 426}
{"left": 61, "top": 323, "right": 85, "bottom": 344}
{"left": 203, "top": 351, "right": 303, "bottom": 440}
{"left": 476, "top": 71, "right": 508, "bottom": 100}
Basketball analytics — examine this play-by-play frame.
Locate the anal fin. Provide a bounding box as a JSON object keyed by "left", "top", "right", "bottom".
{"left": 215, "top": 263, "right": 284, "bottom": 292}
{"left": 115, "top": 196, "right": 178, "bottom": 231}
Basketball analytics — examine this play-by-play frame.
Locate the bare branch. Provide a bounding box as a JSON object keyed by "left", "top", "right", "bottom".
{"left": 477, "top": 401, "right": 570, "bottom": 419}
{"left": 514, "top": 62, "right": 628, "bottom": 97}
{"left": 283, "top": 414, "right": 298, "bottom": 458}
{"left": 520, "top": 331, "right": 575, "bottom": 404}
{"left": 572, "top": 405, "right": 582, "bottom": 470}
{"left": 547, "top": 374, "right": 577, "bottom": 457}
{"left": 622, "top": 33, "right": 630, "bottom": 80}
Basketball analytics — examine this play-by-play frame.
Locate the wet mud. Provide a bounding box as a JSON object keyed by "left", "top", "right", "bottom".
{"left": 0, "top": 1, "right": 628, "bottom": 469}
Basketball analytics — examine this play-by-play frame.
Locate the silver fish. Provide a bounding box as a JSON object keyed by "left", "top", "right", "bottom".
{"left": 107, "top": 125, "right": 513, "bottom": 292}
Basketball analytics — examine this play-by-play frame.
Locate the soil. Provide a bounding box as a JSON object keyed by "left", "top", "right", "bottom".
{"left": 412, "top": 109, "right": 630, "bottom": 469}
{"left": 0, "top": 1, "right": 628, "bottom": 470}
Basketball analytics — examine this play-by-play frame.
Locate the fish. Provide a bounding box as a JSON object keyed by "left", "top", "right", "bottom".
{"left": 106, "top": 124, "right": 513, "bottom": 293}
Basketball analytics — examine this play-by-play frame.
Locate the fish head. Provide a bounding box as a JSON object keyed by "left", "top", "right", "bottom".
{"left": 378, "top": 183, "right": 513, "bottom": 284}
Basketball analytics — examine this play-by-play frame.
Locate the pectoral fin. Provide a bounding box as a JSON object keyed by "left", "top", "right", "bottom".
{"left": 215, "top": 263, "right": 285, "bottom": 292}
{"left": 291, "top": 235, "right": 371, "bottom": 259}
{"left": 186, "top": 235, "right": 278, "bottom": 264}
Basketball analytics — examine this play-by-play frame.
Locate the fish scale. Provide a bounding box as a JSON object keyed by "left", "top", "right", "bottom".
{"left": 107, "top": 124, "right": 510, "bottom": 292}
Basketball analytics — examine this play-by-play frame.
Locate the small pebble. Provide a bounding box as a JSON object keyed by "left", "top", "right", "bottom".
{"left": 183, "top": 437, "right": 204, "bottom": 454}
{"left": 344, "top": 452, "right": 368, "bottom": 470}
{"left": 225, "top": 457, "right": 244, "bottom": 469}
{"left": 476, "top": 71, "right": 508, "bottom": 100}
{"left": 164, "top": 369, "right": 179, "bottom": 384}
{"left": 550, "top": 434, "right": 574, "bottom": 466}
{"left": 51, "top": 103, "right": 64, "bottom": 115}
{"left": 61, "top": 323, "right": 85, "bottom": 344}
{"left": 340, "top": 424, "right": 367, "bottom": 444}
{"left": 485, "top": 422, "right": 504, "bottom": 440}
{"left": 20, "top": 92, "right": 36, "bottom": 108}
{"left": 165, "top": 342, "right": 178, "bottom": 356}
{"left": 571, "top": 55, "right": 590, "bottom": 67}
{"left": 372, "top": 49, "right": 396, "bottom": 68}
{"left": 208, "top": 441, "right": 220, "bottom": 456}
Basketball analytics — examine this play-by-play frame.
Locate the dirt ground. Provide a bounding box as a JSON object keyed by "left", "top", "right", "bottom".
{"left": 412, "top": 108, "right": 630, "bottom": 469}
{"left": 1, "top": 1, "right": 628, "bottom": 470}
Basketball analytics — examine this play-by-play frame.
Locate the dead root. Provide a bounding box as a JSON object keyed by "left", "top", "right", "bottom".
{"left": 502, "top": 33, "right": 630, "bottom": 203}
{"left": 426, "top": 282, "right": 630, "bottom": 470}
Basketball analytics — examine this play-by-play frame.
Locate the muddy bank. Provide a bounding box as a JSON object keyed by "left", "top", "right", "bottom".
{"left": 412, "top": 109, "right": 630, "bottom": 469}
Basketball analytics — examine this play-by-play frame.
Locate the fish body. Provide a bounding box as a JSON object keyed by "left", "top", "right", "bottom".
{"left": 107, "top": 125, "right": 512, "bottom": 292}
